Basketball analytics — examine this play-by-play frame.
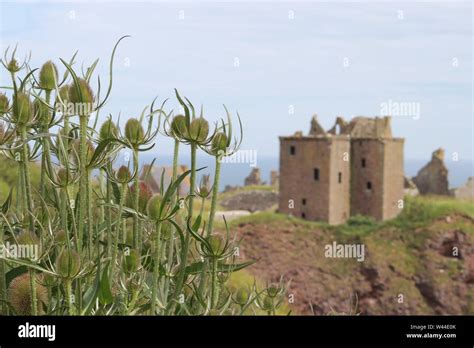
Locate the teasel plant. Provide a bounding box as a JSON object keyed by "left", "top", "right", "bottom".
{"left": 0, "top": 38, "right": 288, "bottom": 316}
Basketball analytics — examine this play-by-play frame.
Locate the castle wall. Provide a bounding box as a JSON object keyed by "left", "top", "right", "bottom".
{"left": 328, "top": 137, "right": 351, "bottom": 224}
{"left": 350, "top": 139, "right": 385, "bottom": 220}
{"left": 382, "top": 139, "right": 404, "bottom": 220}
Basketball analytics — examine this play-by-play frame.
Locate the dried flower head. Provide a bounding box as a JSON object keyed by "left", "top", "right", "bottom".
{"left": 8, "top": 273, "right": 48, "bottom": 315}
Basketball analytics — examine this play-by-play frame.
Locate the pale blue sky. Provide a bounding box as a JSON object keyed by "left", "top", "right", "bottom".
{"left": 0, "top": 0, "right": 472, "bottom": 162}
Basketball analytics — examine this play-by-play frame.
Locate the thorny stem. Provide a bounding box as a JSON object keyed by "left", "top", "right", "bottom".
{"left": 169, "top": 142, "right": 196, "bottom": 313}
{"left": 112, "top": 183, "right": 127, "bottom": 279}
{"left": 29, "top": 268, "right": 37, "bottom": 315}
{"left": 78, "top": 115, "right": 88, "bottom": 251}
{"left": 132, "top": 148, "right": 139, "bottom": 249}
{"left": 210, "top": 257, "right": 218, "bottom": 309}
{"left": 105, "top": 163, "right": 113, "bottom": 258}
{"left": 65, "top": 279, "right": 73, "bottom": 315}
{"left": 20, "top": 126, "right": 34, "bottom": 229}
{"left": 0, "top": 221, "right": 6, "bottom": 314}
{"left": 150, "top": 220, "right": 162, "bottom": 314}
{"left": 206, "top": 156, "right": 221, "bottom": 237}
{"left": 163, "top": 139, "right": 179, "bottom": 307}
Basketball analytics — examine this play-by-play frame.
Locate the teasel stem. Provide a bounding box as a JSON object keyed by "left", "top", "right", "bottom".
{"left": 87, "top": 168, "right": 93, "bottom": 256}
{"left": 150, "top": 220, "right": 162, "bottom": 314}
{"left": 206, "top": 156, "right": 221, "bottom": 237}
{"left": 111, "top": 183, "right": 127, "bottom": 279}
{"left": 0, "top": 220, "right": 6, "bottom": 314}
{"left": 210, "top": 257, "right": 218, "bottom": 309}
{"left": 77, "top": 115, "right": 88, "bottom": 251}
{"left": 105, "top": 162, "right": 113, "bottom": 258}
{"left": 163, "top": 139, "right": 179, "bottom": 307}
{"left": 132, "top": 148, "right": 139, "bottom": 249}
{"left": 29, "top": 268, "right": 37, "bottom": 315}
{"left": 20, "top": 125, "right": 34, "bottom": 230}
{"left": 169, "top": 142, "right": 197, "bottom": 313}
{"left": 64, "top": 278, "right": 73, "bottom": 315}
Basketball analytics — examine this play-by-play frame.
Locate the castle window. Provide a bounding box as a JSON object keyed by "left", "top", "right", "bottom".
{"left": 290, "top": 146, "right": 296, "bottom": 155}
{"left": 314, "top": 168, "right": 320, "bottom": 181}
{"left": 301, "top": 212, "right": 306, "bottom": 219}
{"left": 366, "top": 181, "right": 372, "bottom": 190}
{"left": 338, "top": 172, "right": 342, "bottom": 183}
{"left": 362, "top": 158, "right": 366, "bottom": 168}
{"left": 302, "top": 198, "right": 306, "bottom": 205}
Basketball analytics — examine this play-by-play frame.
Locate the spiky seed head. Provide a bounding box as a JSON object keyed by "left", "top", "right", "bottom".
{"left": 206, "top": 235, "right": 225, "bottom": 255}
{"left": 16, "top": 231, "right": 40, "bottom": 259}
{"left": 56, "top": 249, "right": 81, "bottom": 278}
{"left": 7, "top": 58, "right": 20, "bottom": 73}
{"left": 8, "top": 273, "right": 48, "bottom": 315}
{"left": 55, "top": 229, "right": 67, "bottom": 244}
{"left": 147, "top": 194, "right": 162, "bottom": 220}
{"left": 34, "top": 99, "right": 50, "bottom": 125}
{"left": 128, "top": 181, "right": 153, "bottom": 213}
{"left": 116, "top": 165, "right": 132, "bottom": 182}
{"left": 39, "top": 272, "right": 57, "bottom": 287}
{"left": 171, "top": 114, "right": 188, "bottom": 138}
{"left": 56, "top": 85, "right": 70, "bottom": 105}
{"left": 262, "top": 295, "right": 274, "bottom": 311}
{"left": 71, "top": 139, "right": 95, "bottom": 165}
{"left": 57, "top": 167, "right": 71, "bottom": 186}
{"left": 99, "top": 119, "right": 118, "bottom": 140}
{"left": 189, "top": 118, "right": 209, "bottom": 142}
{"left": 124, "top": 118, "right": 145, "bottom": 146}
{"left": 0, "top": 93, "right": 9, "bottom": 114}
{"left": 12, "top": 92, "right": 32, "bottom": 125}
{"left": 211, "top": 132, "right": 228, "bottom": 154}
{"left": 122, "top": 249, "right": 141, "bottom": 273}
{"left": 235, "top": 287, "right": 250, "bottom": 305}
{"left": 39, "top": 61, "right": 58, "bottom": 91}
{"left": 266, "top": 286, "right": 279, "bottom": 298}
{"left": 68, "top": 78, "right": 94, "bottom": 110}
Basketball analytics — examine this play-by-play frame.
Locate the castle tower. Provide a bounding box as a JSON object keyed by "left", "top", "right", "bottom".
{"left": 279, "top": 117, "right": 350, "bottom": 224}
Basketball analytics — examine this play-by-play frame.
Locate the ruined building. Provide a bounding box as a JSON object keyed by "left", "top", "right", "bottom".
{"left": 279, "top": 115, "right": 404, "bottom": 224}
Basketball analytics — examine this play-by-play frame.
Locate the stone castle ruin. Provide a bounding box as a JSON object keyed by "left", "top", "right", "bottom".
{"left": 279, "top": 115, "right": 404, "bottom": 224}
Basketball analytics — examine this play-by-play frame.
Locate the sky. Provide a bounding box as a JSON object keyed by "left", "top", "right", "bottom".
{"left": 0, "top": 0, "right": 472, "bottom": 164}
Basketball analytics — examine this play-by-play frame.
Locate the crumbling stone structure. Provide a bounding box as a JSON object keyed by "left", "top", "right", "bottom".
{"left": 279, "top": 115, "right": 404, "bottom": 224}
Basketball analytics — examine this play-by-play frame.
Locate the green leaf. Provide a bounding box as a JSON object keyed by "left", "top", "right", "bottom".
{"left": 98, "top": 263, "right": 113, "bottom": 305}
{"left": 1, "top": 188, "right": 13, "bottom": 214}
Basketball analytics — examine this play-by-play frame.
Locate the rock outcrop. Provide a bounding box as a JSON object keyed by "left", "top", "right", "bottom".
{"left": 220, "top": 190, "right": 278, "bottom": 212}
{"left": 244, "top": 168, "right": 261, "bottom": 186}
{"left": 451, "top": 177, "right": 474, "bottom": 201}
{"left": 270, "top": 170, "right": 279, "bottom": 187}
{"left": 412, "top": 148, "right": 450, "bottom": 195}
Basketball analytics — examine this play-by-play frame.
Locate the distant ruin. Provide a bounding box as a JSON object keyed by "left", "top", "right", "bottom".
{"left": 279, "top": 115, "right": 404, "bottom": 224}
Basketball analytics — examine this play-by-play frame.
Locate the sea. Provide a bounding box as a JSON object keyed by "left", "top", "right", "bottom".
{"left": 136, "top": 154, "right": 473, "bottom": 191}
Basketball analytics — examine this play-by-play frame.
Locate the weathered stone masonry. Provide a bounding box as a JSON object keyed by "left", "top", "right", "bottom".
{"left": 279, "top": 115, "right": 404, "bottom": 224}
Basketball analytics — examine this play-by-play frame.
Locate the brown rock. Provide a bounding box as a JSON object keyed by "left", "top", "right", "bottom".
{"left": 412, "top": 148, "right": 450, "bottom": 195}
{"left": 451, "top": 177, "right": 474, "bottom": 201}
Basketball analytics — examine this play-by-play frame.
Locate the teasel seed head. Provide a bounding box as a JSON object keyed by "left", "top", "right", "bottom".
{"left": 116, "top": 165, "right": 132, "bottom": 182}
{"left": 56, "top": 249, "right": 81, "bottom": 279}
{"left": 68, "top": 78, "right": 94, "bottom": 111}
{"left": 57, "top": 167, "right": 72, "bottom": 186}
{"left": 38, "top": 61, "right": 58, "bottom": 91}
{"left": 34, "top": 99, "right": 50, "bottom": 125}
{"left": 189, "top": 118, "right": 209, "bottom": 143}
{"left": 7, "top": 58, "right": 21, "bottom": 73}
{"left": 211, "top": 132, "right": 228, "bottom": 155}
{"left": 206, "top": 235, "right": 225, "bottom": 256}
{"left": 235, "top": 287, "right": 250, "bottom": 305}
{"left": 16, "top": 231, "right": 40, "bottom": 258}
{"left": 122, "top": 249, "right": 141, "bottom": 273}
{"left": 171, "top": 114, "right": 188, "bottom": 139}
{"left": 55, "top": 229, "right": 67, "bottom": 244}
{"left": 0, "top": 93, "right": 9, "bottom": 114}
{"left": 12, "top": 92, "right": 32, "bottom": 125}
{"left": 147, "top": 194, "right": 162, "bottom": 221}
{"left": 8, "top": 273, "right": 48, "bottom": 315}
{"left": 71, "top": 139, "right": 95, "bottom": 165}
{"left": 99, "top": 119, "right": 118, "bottom": 140}
{"left": 124, "top": 118, "right": 145, "bottom": 147}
